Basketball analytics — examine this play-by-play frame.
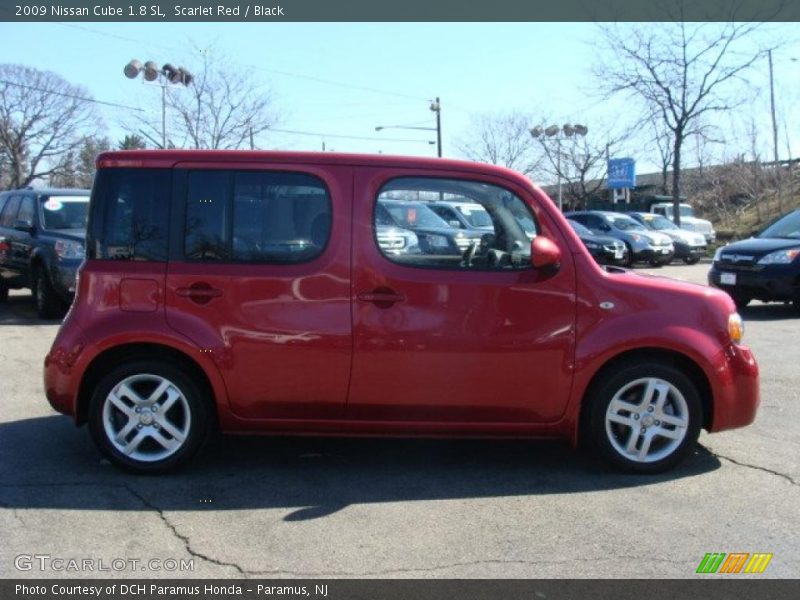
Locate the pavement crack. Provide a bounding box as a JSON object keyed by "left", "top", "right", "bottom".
{"left": 0, "top": 480, "right": 248, "bottom": 577}
{"left": 710, "top": 452, "right": 798, "bottom": 486}
{"left": 119, "top": 484, "right": 249, "bottom": 577}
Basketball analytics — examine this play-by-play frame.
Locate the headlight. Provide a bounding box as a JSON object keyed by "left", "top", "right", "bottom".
{"left": 713, "top": 247, "right": 723, "bottom": 262}
{"left": 757, "top": 249, "right": 800, "bottom": 265}
{"left": 425, "top": 234, "right": 450, "bottom": 249}
{"left": 54, "top": 240, "right": 85, "bottom": 260}
{"left": 728, "top": 312, "right": 744, "bottom": 344}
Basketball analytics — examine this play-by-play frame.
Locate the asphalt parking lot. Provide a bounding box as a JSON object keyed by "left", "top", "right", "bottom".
{"left": 0, "top": 260, "right": 798, "bottom": 579}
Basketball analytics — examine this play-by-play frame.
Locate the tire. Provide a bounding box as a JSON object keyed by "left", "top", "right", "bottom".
{"left": 730, "top": 292, "right": 751, "bottom": 310}
{"left": 584, "top": 361, "right": 702, "bottom": 474}
{"left": 0, "top": 281, "right": 8, "bottom": 303}
{"left": 32, "top": 266, "right": 63, "bottom": 319}
{"left": 88, "top": 361, "right": 211, "bottom": 474}
{"left": 793, "top": 295, "right": 800, "bottom": 317}
{"left": 683, "top": 256, "right": 700, "bottom": 265}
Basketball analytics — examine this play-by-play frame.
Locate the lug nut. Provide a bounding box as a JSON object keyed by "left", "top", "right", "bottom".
{"left": 655, "top": 420, "right": 660, "bottom": 426}
{"left": 152, "top": 406, "right": 158, "bottom": 413}
{"left": 135, "top": 407, "right": 141, "bottom": 413}
{"left": 640, "top": 427, "right": 646, "bottom": 434}
{"left": 137, "top": 424, "right": 143, "bottom": 429}
{"left": 633, "top": 414, "right": 639, "bottom": 420}
{"left": 647, "top": 406, "right": 654, "bottom": 412}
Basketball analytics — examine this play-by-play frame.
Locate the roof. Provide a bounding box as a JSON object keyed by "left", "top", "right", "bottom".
{"left": 0, "top": 188, "right": 90, "bottom": 196}
{"left": 96, "top": 149, "right": 529, "bottom": 182}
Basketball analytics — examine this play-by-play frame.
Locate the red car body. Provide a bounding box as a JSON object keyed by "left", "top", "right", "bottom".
{"left": 44, "top": 151, "right": 758, "bottom": 468}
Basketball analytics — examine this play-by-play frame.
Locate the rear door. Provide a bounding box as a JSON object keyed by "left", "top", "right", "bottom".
{"left": 165, "top": 162, "right": 352, "bottom": 420}
{"left": 0, "top": 195, "right": 23, "bottom": 283}
{"left": 9, "top": 195, "right": 37, "bottom": 278}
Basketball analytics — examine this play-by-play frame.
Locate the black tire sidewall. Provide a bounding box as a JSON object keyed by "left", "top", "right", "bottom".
{"left": 586, "top": 361, "right": 702, "bottom": 474}
{"left": 88, "top": 361, "right": 210, "bottom": 474}
{"left": 33, "top": 266, "right": 61, "bottom": 319}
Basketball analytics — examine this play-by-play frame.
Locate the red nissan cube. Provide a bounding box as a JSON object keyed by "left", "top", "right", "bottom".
{"left": 44, "top": 151, "right": 759, "bottom": 474}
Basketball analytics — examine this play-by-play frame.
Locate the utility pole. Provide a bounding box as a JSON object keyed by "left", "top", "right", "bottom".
{"left": 768, "top": 49, "right": 782, "bottom": 212}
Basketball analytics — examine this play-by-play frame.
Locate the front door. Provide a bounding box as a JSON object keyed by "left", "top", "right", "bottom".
{"left": 348, "top": 169, "right": 577, "bottom": 424}
{"left": 165, "top": 163, "right": 352, "bottom": 420}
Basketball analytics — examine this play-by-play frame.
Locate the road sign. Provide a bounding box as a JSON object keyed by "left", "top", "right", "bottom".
{"left": 607, "top": 158, "right": 636, "bottom": 189}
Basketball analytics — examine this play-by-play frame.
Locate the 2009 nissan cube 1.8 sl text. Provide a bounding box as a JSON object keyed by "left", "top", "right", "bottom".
{"left": 44, "top": 151, "right": 759, "bottom": 474}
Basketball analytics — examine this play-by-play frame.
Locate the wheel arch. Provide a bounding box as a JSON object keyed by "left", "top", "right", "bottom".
{"left": 75, "top": 342, "right": 218, "bottom": 428}
{"left": 576, "top": 347, "right": 713, "bottom": 444}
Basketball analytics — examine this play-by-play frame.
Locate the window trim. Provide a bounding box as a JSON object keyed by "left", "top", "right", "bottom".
{"left": 372, "top": 175, "right": 538, "bottom": 273}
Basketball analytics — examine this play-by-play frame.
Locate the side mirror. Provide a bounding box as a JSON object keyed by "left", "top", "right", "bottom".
{"left": 530, "top": 236, "right": 561, "bottom": 269}
{"left": 13, "top": 220, "right": 35, "bottom": 234}
{"left": 448, "top": 220, "right": 462, "bottom": 229}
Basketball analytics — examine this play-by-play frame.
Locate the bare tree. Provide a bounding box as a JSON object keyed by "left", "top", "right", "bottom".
{"left": 457, "top": 112, "right": 542, "bottom": 175}
{"left": 595, "top": 18, "right": 768, "bottom": 225}
{"left": 0, "top": 64, "right": 100, "bottom": 188}
{"left": 50, "top": 136, "right": 110, "bottom": 189}
{"left": 133, "top": 49, "right": 278, "bottom": 150}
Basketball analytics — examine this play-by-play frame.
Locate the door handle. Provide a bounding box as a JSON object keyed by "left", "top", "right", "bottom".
{"left": 176, "top": 283, "right": 222, "bottom": 305}
{"left": 357, "top": 288, "right": 405, "bottom": 308}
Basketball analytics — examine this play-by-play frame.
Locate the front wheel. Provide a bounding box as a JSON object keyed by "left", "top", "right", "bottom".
{"left": 584, "top": 361, "right": 702, "bottom": 473}
{"left": 683, "top": 256, "right": 700, "bottom": 265}
{"left": 88, "top": 361, "right": 211, "bottom": 473}
{"left": 0, "top": 281, "right": 8, "bottom": 303}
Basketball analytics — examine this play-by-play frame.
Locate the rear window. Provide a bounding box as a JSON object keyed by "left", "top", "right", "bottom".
{"left": 88, "top": 168, "right": 171, "bottom": 261}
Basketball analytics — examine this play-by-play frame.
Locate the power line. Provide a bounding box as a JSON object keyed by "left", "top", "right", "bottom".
{"left": 56, "top": 22, "right": 432, "bottom": 103}
{"left": 268, "top": 127, "right": 434, "bottom": 143}
{"left": 0, "top": 78, "right": 144, "bottom": 112}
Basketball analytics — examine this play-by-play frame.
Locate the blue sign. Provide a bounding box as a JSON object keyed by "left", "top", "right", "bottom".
{"left": 607, "top": 158, "right": 636, "bottom": 189}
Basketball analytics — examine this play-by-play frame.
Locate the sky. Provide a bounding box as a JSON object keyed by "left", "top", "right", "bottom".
{"left": 1, "top": 21, "right": 799, "bottom": 182}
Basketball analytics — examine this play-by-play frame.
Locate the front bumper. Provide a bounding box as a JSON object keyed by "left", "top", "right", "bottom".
{"left": 708, "top": 343, "right": 760, "bottom": 432}
{"left": 633, "top": 246, "right": 675, "bottom": 264}
{"left": 674, "top": 241, "right": 707, "bottom": 260}
{"left": 49, "top": 260, "right": 80, "bottom": 303}
{"left": 708, "top": 263, "right": 798, "bottom": 302}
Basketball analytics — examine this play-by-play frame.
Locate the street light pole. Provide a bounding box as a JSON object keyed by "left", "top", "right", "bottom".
{"left": 375, "top": 97, "right": 442, "bottom": 157}
{"left": 530, "top": 123, "right": 589, "bottom": 211}
{"left": 431, "top": 97, "right": 442, "bottom": 157}
{"left": 124, "top": 59, "right": 193, "bottom": 149}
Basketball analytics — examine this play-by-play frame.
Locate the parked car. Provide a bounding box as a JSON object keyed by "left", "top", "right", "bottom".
{"left": 44, "top": 150, "right": 758, "bottom": 475}
{"left": 566, "top": 210, "right": 675, "bottom": 267}
{"left": 0, "top": 188, "right": 90, "bottom": 318}
{"left": 629, "top": 212, "right": 707, "bottom": 264}
{"left": 426, "top": 200, "right": 495, "bottom": 234}
{"left": 708, "top": 208, "right": 800, "bottom": 313}
{"left": 567, "top": 219, "right": 627, "bottom": 265}
{"left": 650, "top": 202, "right": 716, "bottom": 243}
{"left": 377, "top": 199, "right": 484, "bottom": 259}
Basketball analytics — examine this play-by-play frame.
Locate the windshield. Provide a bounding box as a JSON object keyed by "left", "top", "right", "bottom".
{"left": 759, "top": 210, "right": 800, "bottom": 239}
{"left": 41, "top": 196, "right": 89, "bottom": 230}
{"left": 456, "top": 204, "right": 493, "bottom": 227}
{"left": 380, "top": 201, "right": 450, "bottom": 229}
{"left": 639, "top": 214, "right": 678, "bottom": 230}
{"left": 568, "top": 219, "right": 593, "bottom": 236}
{"left": 608, "top": 215, "right": 647, "bottom": 232}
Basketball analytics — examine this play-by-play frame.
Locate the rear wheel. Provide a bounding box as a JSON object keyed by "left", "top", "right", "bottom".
{"left": 88, "top": 361, "right": 211, "bottom": 474}
{"left": 584, "top": 361, "right": 702, "bottom": 473}
{"left": 32, "top": 266, "right": 63, "bottom": 319}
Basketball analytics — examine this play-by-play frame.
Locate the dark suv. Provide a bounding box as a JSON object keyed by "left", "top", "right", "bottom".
{"left": 709, "top": 208, "right": 800, "bottom": 313}
{"left": 0, "top": 188, "right": 90, "bottom": 317}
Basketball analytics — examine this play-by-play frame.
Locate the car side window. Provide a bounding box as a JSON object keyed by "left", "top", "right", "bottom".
{"left": 17, "top": 197, "right": 36, "bottom": 227}
{"left": 184, "top": 170, "right": 331, "bottom": 264}
{"left": 374, "top": 177, "right": 536, "bottom": 271}
{"left": 0, "top": 196, "right": 21, "bottom": 228}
